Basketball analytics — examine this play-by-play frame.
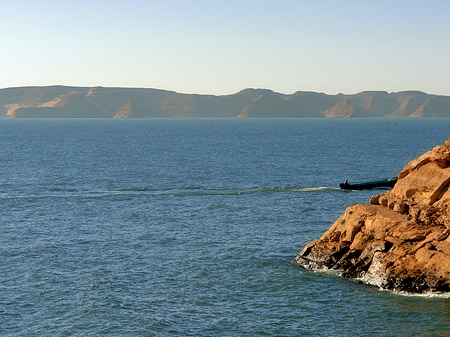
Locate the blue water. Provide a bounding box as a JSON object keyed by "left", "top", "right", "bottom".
{"left": 1, "top": 118, "right": 450, "bottom": 336}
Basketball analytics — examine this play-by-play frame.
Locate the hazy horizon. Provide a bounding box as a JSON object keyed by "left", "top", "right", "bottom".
{"left": 0, "top": 84, "right": 447, "bottom": 97}
{"left": 1, "top": 0, "right": 449, "bottom": 96}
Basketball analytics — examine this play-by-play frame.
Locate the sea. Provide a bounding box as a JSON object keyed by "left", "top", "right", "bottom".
{"left": 1, "top": 118, "right": 450, "bottom": 336}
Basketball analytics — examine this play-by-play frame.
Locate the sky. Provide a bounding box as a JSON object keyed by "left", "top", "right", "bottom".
{"left": 1, "top": 0, "right": 450, "bottom": 95}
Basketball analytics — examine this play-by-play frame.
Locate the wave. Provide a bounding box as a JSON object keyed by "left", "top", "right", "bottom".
{"left": 169, "top": 186, "right": 340, "bottom": 197}
{"left": 0, "top": 186, "right": 341, "bottom": 200}
{"left": 379, "top": 288, "right": 450, "bottom": 299}
{"left": 310, "top": 269, "right": 450, "bottom": 298}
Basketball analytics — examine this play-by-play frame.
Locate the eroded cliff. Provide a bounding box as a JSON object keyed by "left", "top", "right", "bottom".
{"left": 296, "top": 139, "right": 450, "bottom": 293}
{"left": 1, "top": 86, "right": 450, "bottom": 118}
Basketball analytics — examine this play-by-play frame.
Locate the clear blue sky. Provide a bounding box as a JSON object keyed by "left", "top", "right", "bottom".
{"left": 1, "top": 0, "right": 449, "bottom": 95}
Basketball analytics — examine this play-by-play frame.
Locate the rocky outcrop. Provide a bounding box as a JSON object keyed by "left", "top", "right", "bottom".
{"left": 114, "top": 101, "right": 134, "bottom": 118}
{"left": 321, "top": 98, "right": 361, "bottom": 118}
{"left": 296, "top": 139, "right": 450, "bottom": 293}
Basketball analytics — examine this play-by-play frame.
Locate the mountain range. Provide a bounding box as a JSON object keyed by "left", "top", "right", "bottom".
{"left": 1, "top": 85, "right": 450, "bottom": 118}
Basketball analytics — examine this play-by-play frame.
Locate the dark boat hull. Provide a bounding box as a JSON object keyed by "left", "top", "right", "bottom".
{"left": 340, "top": 177, "right": 397, "bottom": 190}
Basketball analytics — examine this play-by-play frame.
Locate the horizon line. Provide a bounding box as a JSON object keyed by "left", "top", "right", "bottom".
{"left": 0, "top": 84, "right": 444, "bottom": 97}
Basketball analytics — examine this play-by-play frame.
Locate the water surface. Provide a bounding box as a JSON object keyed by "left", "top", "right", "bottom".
{"left": 1, "top": 118, "right": 450, "bottom": 336}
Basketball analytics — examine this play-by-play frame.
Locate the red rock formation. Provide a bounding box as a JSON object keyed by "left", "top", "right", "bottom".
{"left": 296, "top": 139, "right": 450, "bottom": 293}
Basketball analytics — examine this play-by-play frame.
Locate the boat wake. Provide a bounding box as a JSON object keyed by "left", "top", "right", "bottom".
{"left": 169, "top": 186, "right": 340, "bottom": 197}
{"left": 0, "top": 186, "right": 341, "bottom": 200}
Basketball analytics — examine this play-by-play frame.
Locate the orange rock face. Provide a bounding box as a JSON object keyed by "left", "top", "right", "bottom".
{"left": 296, "top": 139, "right": 450, "bottom": 293}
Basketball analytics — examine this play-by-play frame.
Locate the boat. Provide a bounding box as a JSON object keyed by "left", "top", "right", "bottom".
{"left": 339, "top": 177, "right": 397, "bottom": 190}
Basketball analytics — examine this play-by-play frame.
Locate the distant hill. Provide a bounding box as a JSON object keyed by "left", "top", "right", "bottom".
{"left": 1, "top": 86, "right": 449, "bottom": 118}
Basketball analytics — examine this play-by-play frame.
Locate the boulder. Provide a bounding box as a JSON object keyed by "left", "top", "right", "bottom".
{"left": 296, "top": 139, "right": 450, "bottom": 293}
